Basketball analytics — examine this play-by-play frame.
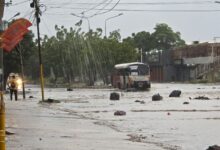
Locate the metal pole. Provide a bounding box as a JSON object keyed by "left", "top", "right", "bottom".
{"left": 0, "top": 49, "right": 5, "bottom": 150}
{"left": 140, "top": 48, "right": 143, "bottom": 63}
{"left": 84, "top": 17, "right": 90, "bottom": 31}
{"left": 0, "top": 0, "right": 6, "bottom": 148}
{"left": 105, "top": 19, "right": 107, "bottom": 37}
{"left": 104, "top": 13, "right": 123, "bottom": 37}
{"left": 34, "top": 0, "right": 45, "bottom": 101}
{"left": 18, "top": 44, "right": 25, "bottom": 99}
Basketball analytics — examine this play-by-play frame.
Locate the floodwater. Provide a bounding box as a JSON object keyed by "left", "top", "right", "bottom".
{"left": 6, "top": 83, "right": 220, "bottom": 150}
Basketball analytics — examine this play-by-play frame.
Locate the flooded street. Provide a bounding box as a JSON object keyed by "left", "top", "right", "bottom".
{"left": 6, "top": 83, "right": 220, "bottom": 150}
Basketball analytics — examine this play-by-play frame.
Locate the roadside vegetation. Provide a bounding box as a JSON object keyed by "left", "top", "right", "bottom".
{"left": 4, "top": 23, "right": 185, "bottom": 86}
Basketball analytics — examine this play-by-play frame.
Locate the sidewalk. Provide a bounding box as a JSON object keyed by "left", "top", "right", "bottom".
{"left": 5, "top": 98, "right": 158, "bottom": 150}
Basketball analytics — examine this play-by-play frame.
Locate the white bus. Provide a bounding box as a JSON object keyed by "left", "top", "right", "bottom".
{"left": 112, "top": 62, "right": 151, "bottom": 90}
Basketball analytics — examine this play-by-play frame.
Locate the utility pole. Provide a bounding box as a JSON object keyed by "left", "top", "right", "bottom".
{"left": 31, "top": 0, "right": 45, "bottom": 101}
{"left": 0, "top": 0, "right": 6, "bottom": 149}
{"left": 17, "top": 44, "right": 25, "bottom": 99}
{"left": 140, "top": 48, "right": 143, "bottom": 63}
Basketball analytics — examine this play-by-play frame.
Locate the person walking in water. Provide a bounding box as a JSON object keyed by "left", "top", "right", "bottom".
{"left": 7, "top": 75, "right": 18, "bottom": 101}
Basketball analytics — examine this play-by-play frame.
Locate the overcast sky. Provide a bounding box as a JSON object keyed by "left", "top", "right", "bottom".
{"left": 3, "top": 0, "right": 220, "bottom": 43}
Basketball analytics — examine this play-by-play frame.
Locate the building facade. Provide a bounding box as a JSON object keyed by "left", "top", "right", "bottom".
{"left": 146, "top": 43, "right": 220, "bottom": 82}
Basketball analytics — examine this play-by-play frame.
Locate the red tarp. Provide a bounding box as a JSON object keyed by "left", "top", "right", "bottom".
{"left": 0, "top": 18, "right": 32, "bottom": 52}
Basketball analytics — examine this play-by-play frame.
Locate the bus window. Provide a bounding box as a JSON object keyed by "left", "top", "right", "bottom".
{"left": 138, "top": 65, "right": 149, "bottom": 75}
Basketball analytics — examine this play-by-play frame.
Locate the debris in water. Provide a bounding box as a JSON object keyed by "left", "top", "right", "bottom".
{"left": 67, "top": 88, "right": 73, "bottom": 91}
{"left": 6, "top": 130, "right": 15, "bottom": 135}
{"left": 135, "top": 100, "right": 141, "bottom": 103}
{"left": 110, "top": 92, "right": 120, "bottom": 100}
{"left": 183, "top": 102, "right": 189, "bottom": 105}
{"left": 152, "top": 93, "right": 163, "bottom": 101}
{"left": 29, "top": 96, "right": 34, "bottom": 99}
{"left": 169, "top": 90, "right": 181, "bottom": 97}
{"left": 206, "top": 145, "right": 220, "bottom": 150}
{"left": 41, "top": 98, "right": 61, "bottom": 103}
{"left": 114, "top": 111, "right": 126, "bottom": 116}
{"left": 135, "top": 100, "right": 145, "bottom": 104}
{"left": 140, "top": 101, "right": 145, "bottom": 104}
{"left": 194, "top": 96, "right": 210, "bottom": 100}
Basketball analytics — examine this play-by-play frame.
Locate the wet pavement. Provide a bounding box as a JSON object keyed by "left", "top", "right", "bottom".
{"left": 5, "top": 83, "right": 220, "bottom": 150}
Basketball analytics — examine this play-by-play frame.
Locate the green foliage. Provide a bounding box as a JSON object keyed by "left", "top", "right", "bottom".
{"left": 132, "top": 31, "right": 152, "bottom": 52}
{"left": 3, "top": 22, "right": 185, "bottom": 86}
{"left": 3, "top": 31, "right": 36, "bottom": 80}
{"left": 151, "top": 23, "right": 185, "bottom": 50}
{"left": 40, "top": 26, "right": 137, "bottom": 86}
{"left": 125, "top": 23, "right": 185, "bottom": 52}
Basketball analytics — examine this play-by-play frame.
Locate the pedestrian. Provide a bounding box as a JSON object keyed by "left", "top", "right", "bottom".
{"left": 7, "top": 75, "right": 18, "bottom": 101}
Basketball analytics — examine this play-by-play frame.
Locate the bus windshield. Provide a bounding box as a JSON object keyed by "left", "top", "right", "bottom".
{"left": 129, "top": 64, "right": 149, "bottom": 76}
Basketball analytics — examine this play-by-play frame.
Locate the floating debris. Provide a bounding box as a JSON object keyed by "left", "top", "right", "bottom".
{"left": 152, "top": 94, "right": 163, "bottom": 101}
{"left": 6, "top": 130, "right": 15, "bottom": 135}
{"left": 140, "top": 101, "right": 145, "bottom": 104}
{"left": 183, "top": 102, "right": 189, "bottom": 105}
{"left": 135, "top": 100, "right": 145, "bottom": 104}
{"left": 110, "top": 92, "right": 120, "bottom": 100}
{"left": 169, "top": 90, "right": 181, "bottom": 97}
{"left": 41, "top": 98, "right": 61, "bottom": 103}
{"left": 194, "top": 96, "right": 210, "bottom": 100}
{"left": 114, "top": 111, "right": 126, "bottom": 116}
{"left": 67, "top": 88, "right": 73, "bottom": 91}
{"left": 207, "top": 145, "right": 220, "bottom": 150}
{"left": 135, "top": 100, "right": 141, "bottom": 103}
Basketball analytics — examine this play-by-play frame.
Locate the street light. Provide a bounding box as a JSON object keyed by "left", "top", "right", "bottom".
{"left": 105, "top": 13, "right": 123, "bottom": 37}
{"left": 71, "top": 13, "right": 91, "bottom": 31}
{"left": 0, "top": 12, "right": 20, "bottom": 31}
{"left": 8, "top": 12, "right": 20, "bottom": 22}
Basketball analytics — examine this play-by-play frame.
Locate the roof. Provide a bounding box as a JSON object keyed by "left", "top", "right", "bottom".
{"left": 114, "top": 62, "right": 146, "bottom": 69}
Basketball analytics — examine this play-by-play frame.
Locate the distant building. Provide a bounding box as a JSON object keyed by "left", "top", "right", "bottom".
{"left": 146, "top": 49, "right": 175, "bottom": 82}
{"left": 146, "top": 42, "right": 220, "bottom": 82}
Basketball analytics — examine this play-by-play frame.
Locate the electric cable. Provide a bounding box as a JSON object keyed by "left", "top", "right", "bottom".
{"left": 82, "top": 0, "right": 109, "bottom": 14}
{"left": 89, "top": 0, "right": 121, "bottom": 18}
{"left": 11, "top": 0, "right": 30, "bottom": 6}
{"left": 45, "top": 8, "right": 220, "bottom": 13}
{"left": 43, "top": 1, "right": 215, "bottom": 6}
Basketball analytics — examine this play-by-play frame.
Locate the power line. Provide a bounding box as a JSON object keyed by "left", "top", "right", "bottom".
{"left": 43, "top": 1, "right": 215, "bottom": 6}
{"left": 89, "top": 0, "right": 120, "bottom": 18}
{"left": 12, "top": 0, "right": 30, "bottom": 6}
{"left": 46, "top": 7, "right": 220, "bottom": 13}
{"left": 81, "top": 0, "right": 109, "bottom": 14}
{"left": 41, "top": 17, "right": 53, "bottom": 36}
